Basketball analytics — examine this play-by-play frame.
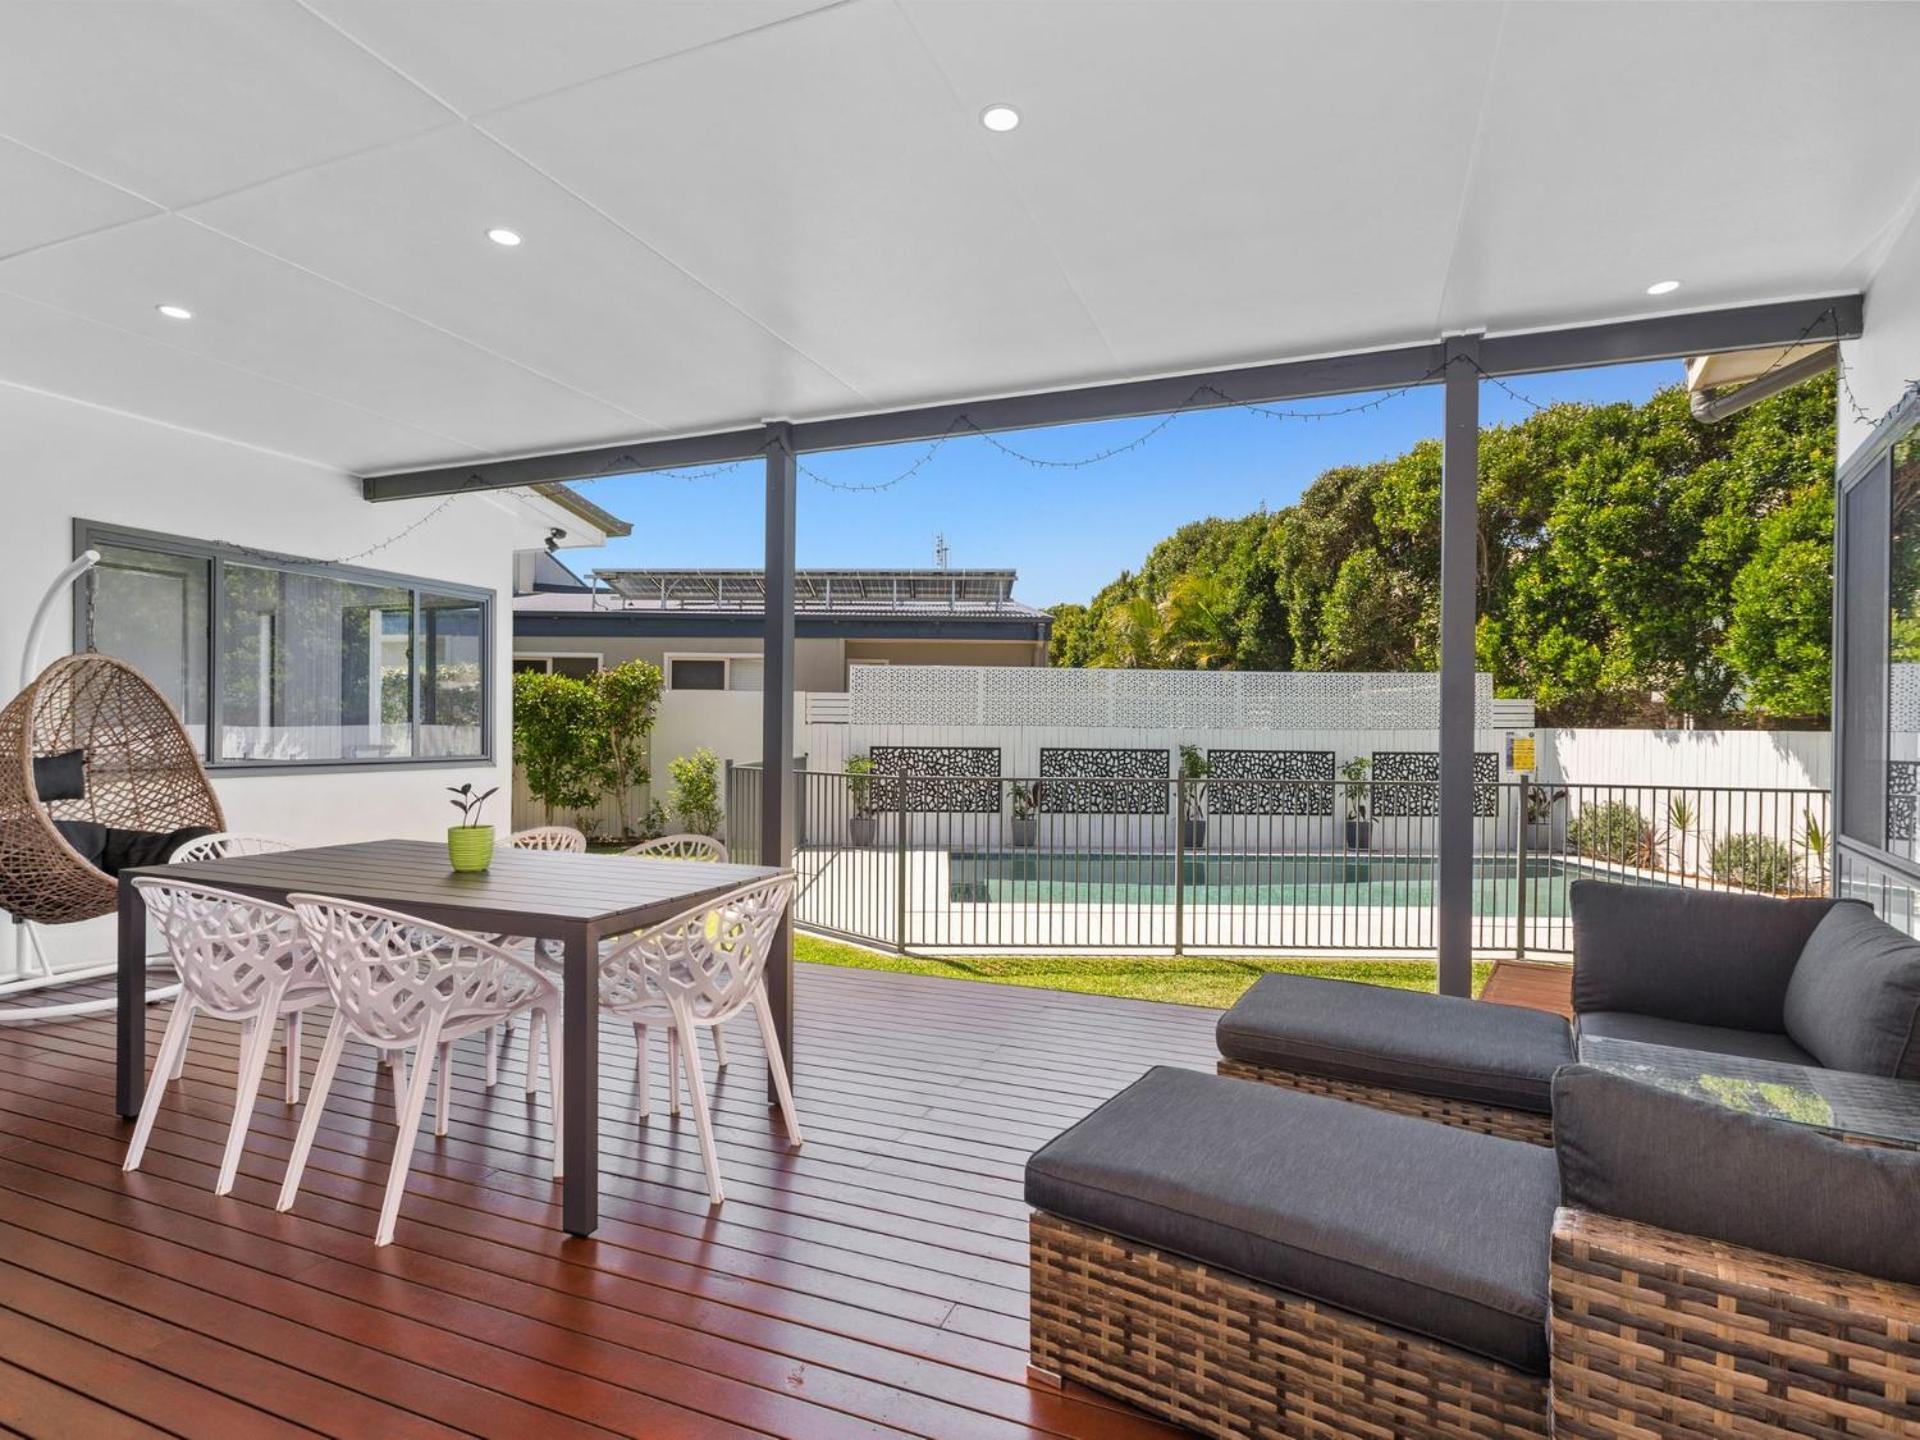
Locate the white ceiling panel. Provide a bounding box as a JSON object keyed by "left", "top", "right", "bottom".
{"left": 1442, "top": 1, "right": 1920, "bottom": 334}
{"left": 0, "top": 138, "right": 155, "bottom": 261}
{"left": 0, "top": 0, "right": 1917, "bottom": 476}
{"left": 903, "top": 0, "right": 1503, "bottom": 368}
{"left": 0, "top": 291, "right": 479, "bottom": 470}
{"left": 187, "top": 125, "right": 869, "bottom": 431}
{"left": 306, "top": 0, "right": 837, "bottom": 117}
{"left": 482, "top": 0, "right": 1117, "bottom": 407}
{"left": 0, "top": 214, "right": 647, "bottom": 455}
{"left": 0, "top": 0, "right": 451, "bottom": 206}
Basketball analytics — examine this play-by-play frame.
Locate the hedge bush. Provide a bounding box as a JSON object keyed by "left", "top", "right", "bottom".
{"left": 1710, "top": 832, "right": 1799, "bottom": 892}
{"left": 1567, "top": 800, "right": 1652, "bottom": 864}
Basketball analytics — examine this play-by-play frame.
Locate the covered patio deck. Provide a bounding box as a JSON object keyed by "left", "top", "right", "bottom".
{"left": 0, "top": 961, "right": 1248, "bottom": 1438}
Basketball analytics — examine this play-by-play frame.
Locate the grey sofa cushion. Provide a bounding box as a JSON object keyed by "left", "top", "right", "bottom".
{"left": 1217, "top": 971, "right": 1573, "bottom": 1113}
{"left": 1554, "top": 1064, "right": 1920, "bottom": 1286}
{"left": 1783, "top": 904, "right": 1920, "bottom": 1079}
{"left": 1576, "top": 1011, "right": 1817, "bottom": 1066}
{"left": 1026, "top": 1066, "right": 1559, "bottom": 1373}
{"left": 1570, "top": 881, "right": 1848, "bottom": 1032}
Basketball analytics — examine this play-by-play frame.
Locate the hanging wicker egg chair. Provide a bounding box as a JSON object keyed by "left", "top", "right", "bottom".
{"left": 0, "top": 653, "right": 224, "bottom": 926}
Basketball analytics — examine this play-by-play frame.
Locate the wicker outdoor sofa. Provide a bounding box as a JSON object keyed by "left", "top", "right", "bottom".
{"left": 1213, "top": 880, "right": 1920, "bottom": 1146}
{"left": 1027, "top": 1063, "right": 1920, "bottom": 1440}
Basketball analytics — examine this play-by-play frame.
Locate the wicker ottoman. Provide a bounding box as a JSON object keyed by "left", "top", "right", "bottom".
{"left": 1216, "top": 971, "right": 1572, "bottom": 1144}
{"left": 1027, "top": 1066, "right": 1556, "bottom": 1439}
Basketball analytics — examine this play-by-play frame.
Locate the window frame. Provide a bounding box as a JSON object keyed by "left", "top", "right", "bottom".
{"left": 1835, "top": 390, "right": 1920, "bottom": 882}
{"left": 665, "top": 651, "right": 760, "bottom": 692}
{"left": 513, "top": 651, "right": 604, "bottom": 679}
{"left": 74, "top": 519, "right": 495, "bottom": 774}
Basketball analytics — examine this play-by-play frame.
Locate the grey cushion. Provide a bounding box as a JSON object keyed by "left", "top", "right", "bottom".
{"left": 1576, "top": 1011, "right": 1817, "bottom": 1066}
{"left": 1554, "top": 1064, "right": 1920, "bottom": 1286}
{"left": 31, "top": 748, "right": 85, "bottom": 801}
{"left": 1026, "top": 1066, "right": 1559, "bottom": 1373}
{"left": 1783, "top": 904, "right": 1920, "bottom": 1079}
{"left": 1570, "top": 881, "right": 1848, "bottom": 1032}
{"left": 1217, "top": 971, "right": 1573, "bottom": 1113}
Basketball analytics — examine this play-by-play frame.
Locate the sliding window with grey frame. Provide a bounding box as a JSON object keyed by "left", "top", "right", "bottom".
{"left": 1834, "top": 394, "right": 1920, "bottom": 930}
{"left": 74, "top": 522, "right": 492, "bottom": 771}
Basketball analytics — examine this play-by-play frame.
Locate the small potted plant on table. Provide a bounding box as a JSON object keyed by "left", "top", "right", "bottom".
{"left": 1009, "top": 779, "right": 1043, "bottom": 848}
{"left": 1178, "top": 745, "right": 1210, "bottom": 848}
{"left": 446, "top": 782, "right": 500, "bottom": 872}
{"left": 1340, "top": 757, "right": 1372, "bottom": 850}
{"left": 846, "top": 755, "right": 877, "bottom": 846}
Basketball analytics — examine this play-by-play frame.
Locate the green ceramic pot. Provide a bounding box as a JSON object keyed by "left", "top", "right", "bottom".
{"left": 447, "top": 824, "right": 495, "bottom": 872}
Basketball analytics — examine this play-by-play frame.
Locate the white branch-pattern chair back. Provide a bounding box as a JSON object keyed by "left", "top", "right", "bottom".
{"left": 599, "top": 876, "right": 793, "bottom": 1025}
{"left": 510, "top": 826, "right": 588, "bottom": 854}
{"left": 624, "top": 833, "right": 729, "bottom": 863}
{"left": 134, "top": 878, "right": 320, "bottom": 1017}
{"left": 169, "top": 832, "right": 296, "bottom": 864}
{"left": 288, "top": 893, "right": 548, "bottom": 1045}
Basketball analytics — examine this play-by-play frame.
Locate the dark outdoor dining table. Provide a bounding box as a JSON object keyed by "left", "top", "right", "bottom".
{"left": 116, "top": 838, "right": 784, "bottom": 1236}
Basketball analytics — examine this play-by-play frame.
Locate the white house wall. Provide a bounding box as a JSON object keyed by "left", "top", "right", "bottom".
{"left": 0, "top": 380, "right": 541, "bottom": 967}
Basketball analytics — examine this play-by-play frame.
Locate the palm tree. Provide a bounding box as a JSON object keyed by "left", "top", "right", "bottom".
{"left": 1159, "top": 572, "right": 1237, "bottom": 669}
{"left": 1098, "top": 595, "right": 1162, "bottom": 669}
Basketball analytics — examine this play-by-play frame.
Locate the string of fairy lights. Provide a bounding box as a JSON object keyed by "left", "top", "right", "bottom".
{"left": 231, "top": 300, "right": 1920, "bottom": 563}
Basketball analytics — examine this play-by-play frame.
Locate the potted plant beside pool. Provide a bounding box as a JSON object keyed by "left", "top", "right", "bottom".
{"left": 446, "top": 782, "right": 500, "bottom": 872}
{"left": 1340, "top": 757, "right": 1372, "bottom": 850}
{"left": 1525, "top": 782, "right": 1567, "bottom": 851}
{"left": 1178, "top": 744, "right": 1209, "bottom": 848}
{"left": 1009, "top": 780, "right": 1043, "bottom": 848}
{"left": 846, "top": 755, "right": 877, "bottom": 847}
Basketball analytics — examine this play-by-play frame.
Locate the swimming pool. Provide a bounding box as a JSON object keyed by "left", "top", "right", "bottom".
{"left": 945, "top": 851, "right": 1624, "bottom": 916}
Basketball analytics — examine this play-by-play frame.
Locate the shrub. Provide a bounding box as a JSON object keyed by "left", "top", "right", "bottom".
{"left": 668, "top": 748, "right": 723, "bottom": 837}
{"left": 1568, "top": 800, "right": 1652, "bottom": 864}
{"left": 512, "top": 669, "right": 609, "bottom": 823}
{"left": 1710, "top": 832, "right": 1800, "bottom": 892}
{"left": 591, "top": 659, "right": 663, "bottom": 840}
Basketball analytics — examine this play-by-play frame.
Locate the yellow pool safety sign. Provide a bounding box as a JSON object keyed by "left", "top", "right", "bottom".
{"left": 1505, "top": 733, "right": 1536, "bottom": 773}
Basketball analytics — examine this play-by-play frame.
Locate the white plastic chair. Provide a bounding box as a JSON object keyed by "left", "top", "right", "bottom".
{"left": 624, "top": 834, "right": 729, "bottom": 863}
{"left": 169, "top": 831, "right": 295, "bottom": 863}
{"left": 124, "top": 879, "right": 328, "bottom": 1195}
{"left": 598, "top": 875, "right": 800, "bottom": 1205}
{"left": 278, "top": 894, "right": 563, "bottom": 1246}
{"left": 619, "top": 833, "right": 738, "bottom": 1067}
{"left": 510, "top": 826, "right": 588, "bottom": 854}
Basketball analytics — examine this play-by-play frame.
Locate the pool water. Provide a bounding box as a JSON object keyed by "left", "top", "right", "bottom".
{"left": 945, "top": 851, "right": 1611, "bottom": 916}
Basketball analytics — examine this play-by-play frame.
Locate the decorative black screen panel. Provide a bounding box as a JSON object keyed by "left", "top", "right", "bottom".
{"left": 1038, "top": 748, "right": 1168, "bottom": 815}
{"left": 869, "top": 746, "right": 1001, "bottom": 813}
{"left": 1207, "top": 750, "right": 1335, "bottom": 816}
{"left": 1369, "top": 751, "right": 1499, "bottom": 818}
{"left": 1891, "top": 761, "right": 1918, "bottom": 842}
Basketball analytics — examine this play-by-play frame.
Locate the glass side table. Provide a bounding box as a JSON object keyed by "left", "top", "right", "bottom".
{"left": 1576, "top": 1035, "right": 1920, "bottom": 1151}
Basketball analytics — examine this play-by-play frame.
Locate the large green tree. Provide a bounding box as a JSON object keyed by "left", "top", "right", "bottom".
{"left": 1051, "top": 374, "right": 1837, "bottom": 726}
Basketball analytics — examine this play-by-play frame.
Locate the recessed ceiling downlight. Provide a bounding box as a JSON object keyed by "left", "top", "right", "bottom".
{"left": 155, "top": 304, "right": 193, "bottom": 320}
{"left": 1645, "top": 279, "right": 1681, "bottom": 296}
{"left": 487, "top": 227, "right": 523, "bottom": 247}
{"left": 981, "top": 104, "right": 1020, "bottom": 133}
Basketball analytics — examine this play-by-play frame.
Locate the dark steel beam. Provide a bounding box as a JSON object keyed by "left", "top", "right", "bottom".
{"left": 789, "top": 341, "right": 1445, "bottom": 455}
{"left": 364, "top": 429, "right": 769, "bottom": 502}
{"left": 761, "top": 423, "right": 798, "bottom": 1105}
{"left": 1476, "top": 293, "right": 1860, "bottom": 377}
{"left": 360, "top": 293, "right": 1862, "bottom": 501}
{"left": 1437, "top": 335, "right": 1480, "bottom": 999}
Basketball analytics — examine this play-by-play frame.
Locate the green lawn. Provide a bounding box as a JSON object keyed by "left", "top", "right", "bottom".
{"left": 795, "top": 933, "right": 1491, "bottom": 1009}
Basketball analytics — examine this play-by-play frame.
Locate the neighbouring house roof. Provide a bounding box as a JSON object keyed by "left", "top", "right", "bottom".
{"left": 594, "top": 567, "right": 1030, "bottom": 614}
{"left": 514, "top": 567, "right": 1051, "bottom": 642}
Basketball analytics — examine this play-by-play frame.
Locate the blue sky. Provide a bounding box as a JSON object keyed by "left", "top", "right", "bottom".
{"left": 569, "top": 359, "right": 1685, "bottom": 608}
